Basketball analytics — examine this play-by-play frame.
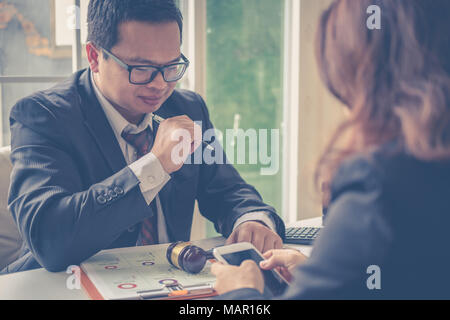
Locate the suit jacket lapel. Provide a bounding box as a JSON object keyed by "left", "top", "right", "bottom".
{"left": 77, "top": 69, "right": 127, "bottom": 174}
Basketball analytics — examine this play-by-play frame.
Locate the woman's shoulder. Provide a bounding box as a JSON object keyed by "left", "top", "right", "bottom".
{"left": 329, "top": 146, "right": 387, "bottom": 201}
{"left": 331, "top": 140, "right": 450, "bottom": 203}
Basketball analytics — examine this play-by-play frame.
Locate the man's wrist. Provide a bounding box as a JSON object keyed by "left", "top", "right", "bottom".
{"left": 129, "top": 152, "right": 170, "bottom": 192}
{"left": 233, "top": 211, "right": 276, "bottom": 232}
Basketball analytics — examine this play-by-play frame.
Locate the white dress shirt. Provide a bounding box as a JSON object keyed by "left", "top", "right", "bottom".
{"left": 90, "top": 72, "right": 276, "bottom": 244}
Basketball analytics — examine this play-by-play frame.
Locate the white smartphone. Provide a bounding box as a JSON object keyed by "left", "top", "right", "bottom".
{"left": 213, "top": 242, "right": 289, "bottom": 297}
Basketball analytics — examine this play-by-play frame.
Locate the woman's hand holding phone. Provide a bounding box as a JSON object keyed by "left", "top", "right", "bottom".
{"left": 211, "top": 260, "right": 264, "bottom": 295}
{"left": 259, "top": 249, "right": 308, "bottom": 283}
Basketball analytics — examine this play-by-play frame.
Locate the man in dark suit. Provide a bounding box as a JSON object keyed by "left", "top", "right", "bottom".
{"left": 1, "top": 0, "right": 284, "bottom": 274}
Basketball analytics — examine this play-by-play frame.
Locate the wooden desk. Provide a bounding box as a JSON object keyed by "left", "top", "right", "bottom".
{"left": 0, "top": 217, "right": 322, "bottom": 300}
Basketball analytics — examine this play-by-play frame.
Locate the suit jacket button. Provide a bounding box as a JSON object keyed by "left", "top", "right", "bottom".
{"left": 108, "top": 189, "right": 118, "bottom": 198}
{"left": 114, "top": 186, "right": 124, "bottom": 195}
{"left": 97, "top": 195, "right": 107, "bottom": 204}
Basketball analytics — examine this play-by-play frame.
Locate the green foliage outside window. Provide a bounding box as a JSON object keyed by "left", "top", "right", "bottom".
{"left": 205, "top": 0, "right": 284, "bottom": 236}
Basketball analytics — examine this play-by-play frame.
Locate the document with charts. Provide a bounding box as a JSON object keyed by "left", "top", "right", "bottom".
{"left": 80, "top": 242, "right": 219, "bottom": 300}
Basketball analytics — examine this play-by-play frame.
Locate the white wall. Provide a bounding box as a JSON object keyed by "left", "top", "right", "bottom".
{"left": 297, "top": 0, "right": 347, "bottom": 220}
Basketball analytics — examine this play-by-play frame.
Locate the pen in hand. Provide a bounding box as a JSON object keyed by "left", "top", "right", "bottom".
{"left": 150, "top": 113, "right": 215, "bottom": 151}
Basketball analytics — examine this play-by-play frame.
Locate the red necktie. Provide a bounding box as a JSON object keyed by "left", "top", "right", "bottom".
{"left": 121, "top": 126, "right": 158, "bottom": 246}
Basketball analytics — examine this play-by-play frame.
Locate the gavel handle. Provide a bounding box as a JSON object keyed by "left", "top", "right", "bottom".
{"left": 205, "top": 249, "right": 215, "bottom": 260}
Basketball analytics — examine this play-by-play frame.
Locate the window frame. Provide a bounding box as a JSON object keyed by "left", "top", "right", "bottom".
{"left": 282, "top": 0, "right": 301, "bottom": 224}
{"left": 0, "top": 0, "right": 82, "bottom": 146}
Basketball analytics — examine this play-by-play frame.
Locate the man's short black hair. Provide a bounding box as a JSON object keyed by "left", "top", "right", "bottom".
{"left": 87, "top": 0, "right": 183, "bottom": 51}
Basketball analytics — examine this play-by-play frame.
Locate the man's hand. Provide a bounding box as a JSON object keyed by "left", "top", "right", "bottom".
{"left": 211, "top": 260, "right": 264, "bottom": 295}
{"left": 226, "top": 221, "right": 283, "bottom": 253}
{"left": 151, "top": 115, "right": 202, "bottom": 174}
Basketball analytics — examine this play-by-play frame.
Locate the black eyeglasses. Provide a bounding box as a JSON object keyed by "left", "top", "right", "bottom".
{"left": 102, "top": 48, "right": 190, "bottom": 85}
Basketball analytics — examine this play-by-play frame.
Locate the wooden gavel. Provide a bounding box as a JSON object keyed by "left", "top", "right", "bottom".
{"left": 166, "top": 241, "right": 215, "bottom": 274}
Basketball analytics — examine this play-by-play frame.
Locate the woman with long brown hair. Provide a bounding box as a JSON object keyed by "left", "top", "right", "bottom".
{"left": 212, "top": 0, "right": 450, "bottom": 299}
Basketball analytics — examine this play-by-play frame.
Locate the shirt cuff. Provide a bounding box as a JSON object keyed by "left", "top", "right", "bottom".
{"left": 129, "top": 152, "right": 171, "bottom": 205}
{"left": 232, "top": 211, "right": 276, "bottom": 232}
